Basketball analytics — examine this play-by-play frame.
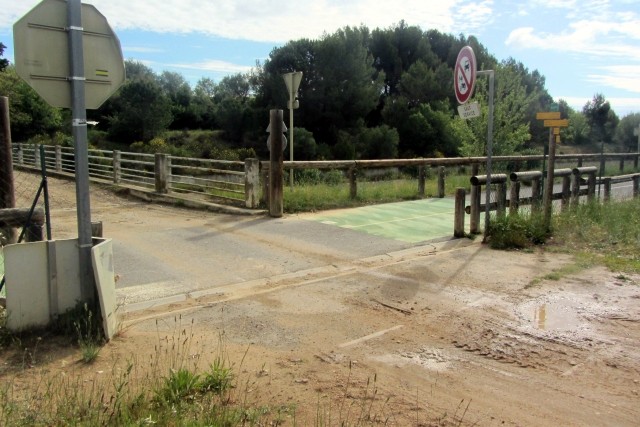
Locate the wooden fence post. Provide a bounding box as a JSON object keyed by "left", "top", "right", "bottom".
{"left": 619, "top": 158, "right": 624, "bottom": 173}
{"left": 54, "top": 145, "right": 62, "bottom": 172}
{"left": 497, "top": 182, "right": 507, "bottom": 218}
{"left": 531, "top": 177, "right": 541, "bottom": 212}
{"left": 17, "top": 142, "right": 24, "bottom": 165}
{"left": 454, "top": 188, "right": 466, "bottom": 238}
{"left": 603, "top": 177, "right": 611, "bottom": 201}
{"left": 244, "top": 158, "right": 260, "bottom": 208}
{"left": 349, "top": 166, "right": 357, "bottom": 200}
{"left": 261, "top": 165, "right": 269, "bottom": 207}
{"left": 571, "top": 172, "right": 580, "bottom": 207}
{"left": 154, "top": 153, "right": 169, "bottom": 194}
{"left": 113, "top": 150, "right": 121, "bottom": 184}
{"left": 91, "top": 221, "right": 103, "bottom": 238}
{"left": 633, "top": 175, "right": 639, "bottom": 198}
{"left": 561, "top": 175, "right": 571, "bottom": 211}
{"left": 470, "top": 164, "right": 480, "bottom": 234}
{"left": 418, "top": 165, "right": 425, "bottom": 198}
{"left": 437, "top": 166, "right": 445, "bottom": 198}
{"left": 587, "top": 171, "right": 596, "bottom": 201}
{"left": 509, "top": 181, "right": 520, "bottom": 215}
{"left": 0, "top": 96, "right": 15, "bottom": 212}
{"left": 34, "top": 144, "right": 41, "bottom": 168}
{"left": 269, "top": 110, "right": 284, "bottom": 217}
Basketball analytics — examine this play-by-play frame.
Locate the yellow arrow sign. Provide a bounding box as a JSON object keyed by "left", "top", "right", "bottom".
{"left": 544, "top": 119, "right": 569, "bottom": 128}
{"left": 536, "top": 112, "right": 561, "bottom": 120}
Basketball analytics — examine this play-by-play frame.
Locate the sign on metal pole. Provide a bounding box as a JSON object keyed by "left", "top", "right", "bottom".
{"left": 13, "top": 0, "right": 125, "bottom": 109}
{"left": 454, "top": 46, "right": 476, "bottom": 105}
{"left": 536, "top": 112, "right": 561, "bottom": 120}
{"left": 536, "top": 111, "right": 570, "bottom": 232}
{"left": 457, "top": 101, "right": 480, "bottom": 119}
{"left": 283, "top": 72, "right": 302, "bottom": 110}
{"left": 266, "top": 122, "right": 288, "bottom": 152}
{"left": 544, "top": 119, "right": 569, "bottom": 128}
{"left": 13, "top": 0, "right": 125, "bottom": 303}
{"left": 282, "top": 71, "right": 302, "bottom": 188}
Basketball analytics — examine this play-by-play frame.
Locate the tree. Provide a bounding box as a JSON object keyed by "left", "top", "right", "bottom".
{"left": 357, "top": 125, "right": 399, "bottom": 159}
{"left": 500, "top": 58, "right": 553, "bottom": 146}
{"left": 370, "top": 22, "right": 436, "bottom": 96}
{"left": 0, "top": 66, "right": 63, "bottom": 140}
{"left": 398, "top": 61, "right": 451, "bottom": 107}
{"left": 192, "top": 77, "right": 217, "bottom": 129}
{"left": 256, "top": 27, "right": 384, "bottom": 147}
{"left": 458, "top": 61, "right": 533, "bottom": 157}
{"left": 613, "top": 113, "right": 640, "bottom": 152}
{"left": 292, "top": 127, "right": 317, "bottom": 160}
{"left": 106, "top": 61, "right": 172, "bottom": 143}
{"left": 561, "top": 102, "right": 590, "bottom": 146}
{"left": 583, "top": 94, "right": 619, "bottom": 145}
{"left": 0, "top": 42, "right": 9, "bottom": 72}
{"left": 159, "top": 71, "right": 194, "bottom": 129}
{"left": 213, "top": 73, "right": 255, "bottom": 142}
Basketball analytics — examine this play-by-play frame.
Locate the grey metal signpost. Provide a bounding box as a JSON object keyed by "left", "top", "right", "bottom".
{"left": 282, "top": 71, "right": 302, "bottom": 188}
{"left": 477, "top": 70, "right": 495, "bottom": 240}
{"left": 455, "top": 46, "right": 494, "bottom": 240}
{"left": 67, "top": 0, "right": 93, "bottom": 301}
{"left": 14, "top": 0, "right": 125, "bottom": 302}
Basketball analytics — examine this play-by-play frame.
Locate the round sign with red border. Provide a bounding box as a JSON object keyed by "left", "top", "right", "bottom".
{"left": 454, "top": 46, "right": 477, "bottom": 104}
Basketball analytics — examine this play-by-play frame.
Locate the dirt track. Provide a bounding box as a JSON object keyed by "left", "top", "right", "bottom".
{"left": 6, "top": 174, "right": 640, "bottom": 425}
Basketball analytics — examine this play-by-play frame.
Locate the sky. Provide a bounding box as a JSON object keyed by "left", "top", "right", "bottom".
{"left": 1, "top": 0, "right": 639, "bottom": 117}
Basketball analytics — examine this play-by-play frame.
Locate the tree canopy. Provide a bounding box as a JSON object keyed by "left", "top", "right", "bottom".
{"left": 1, "top": 26, "right": 631, "bottom": 160}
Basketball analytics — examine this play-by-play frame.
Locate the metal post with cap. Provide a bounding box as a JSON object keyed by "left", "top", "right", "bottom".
{"left": 68, "top": 0, "right": 95, "bottom": 302}
{"left": 282, "top": 71, "right": 302, "bottom": 188}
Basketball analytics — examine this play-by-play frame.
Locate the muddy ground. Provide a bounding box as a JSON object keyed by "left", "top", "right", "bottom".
{"left": 2, "top": 174, "right": 639, "bottom": 426}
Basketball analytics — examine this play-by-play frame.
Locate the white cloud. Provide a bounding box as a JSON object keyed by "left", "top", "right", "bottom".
{"left": 168, "top": 60, "right": 252, "bottom": 74}
{"left": 0, "top": 0, "right": 494, "bottom": 43}
{"left": 505, "top": 17, "right": 640, "bottom": 61}
{"left": 586, "top": 66, "right": 640, "bottom": 93}
{"left": 456, "top": 0, "right": 494, "bottom": 32}
{"left": 124, "top": 46, "right": 165, "bottom": 54}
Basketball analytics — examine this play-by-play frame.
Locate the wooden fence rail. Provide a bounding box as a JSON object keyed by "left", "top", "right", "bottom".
{"left": 464, "top": 169, "right": 640, "bottom": 234}
{"left": 12, "top": 143, "right": 640, "bottom": 213}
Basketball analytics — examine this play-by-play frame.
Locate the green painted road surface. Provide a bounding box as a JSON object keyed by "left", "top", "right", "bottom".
{"left": 308, "top": 198, "right": 476, "bottom": 243}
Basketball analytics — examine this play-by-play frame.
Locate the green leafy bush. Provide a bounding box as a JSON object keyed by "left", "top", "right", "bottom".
{"left": 487, "top": 213, "right": 549, "bottom": 249}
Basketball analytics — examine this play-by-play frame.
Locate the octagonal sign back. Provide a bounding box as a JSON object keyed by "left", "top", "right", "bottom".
{"left": 13, "top": 0, "right": 125, "bottom": 109}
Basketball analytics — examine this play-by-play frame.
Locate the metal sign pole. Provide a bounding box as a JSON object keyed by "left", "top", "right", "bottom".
{"left": 289, "top": 104, "right": 294, "bottom": 188}
{"left": 478, "top": 70, "right": 495, "bottom": 241}
{"left": 68, "top": 0, "right": 95, "bottom": 302}
{"left": 543, "top": 127, "right": 556, "bottom": 230}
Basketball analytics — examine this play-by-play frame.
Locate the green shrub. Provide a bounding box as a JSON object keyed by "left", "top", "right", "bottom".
{"left": 487, "top": 213, "right": 549, "bottom": 250}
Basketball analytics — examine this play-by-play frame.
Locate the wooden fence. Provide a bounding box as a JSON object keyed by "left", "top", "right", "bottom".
{"left": 461, "top": 167, "right": 640, "bottom": 235}
{"left": 12, "top": 143, "right": 640, "bottom": 212}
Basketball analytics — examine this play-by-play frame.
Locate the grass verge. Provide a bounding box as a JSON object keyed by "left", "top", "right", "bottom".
{"left": 487, "top": 198, "right": 640, "bottom": 276}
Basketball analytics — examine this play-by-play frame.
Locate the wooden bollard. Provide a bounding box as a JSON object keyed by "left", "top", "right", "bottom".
{"left": 454, "top": 188, "right": 466, "bottom": 238}
{"left": 268, "top": 110, "right": 284, "bottom": 218}
{"left": 437, "top": 166, "right": 445, "bottom": 198}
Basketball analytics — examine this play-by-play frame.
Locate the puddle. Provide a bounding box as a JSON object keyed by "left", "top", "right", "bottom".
{"left": 532, "top": 301, "right": 581, "bottom": 331}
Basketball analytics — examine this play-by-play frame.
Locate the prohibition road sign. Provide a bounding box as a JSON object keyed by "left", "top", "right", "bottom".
{"left": 454, "top": 46, "right": 476, "bottom": 104}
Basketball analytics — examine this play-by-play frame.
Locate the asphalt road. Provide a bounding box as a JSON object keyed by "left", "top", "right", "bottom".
{"left": 108, "top": 208, "right": 418, "bottom": 308}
